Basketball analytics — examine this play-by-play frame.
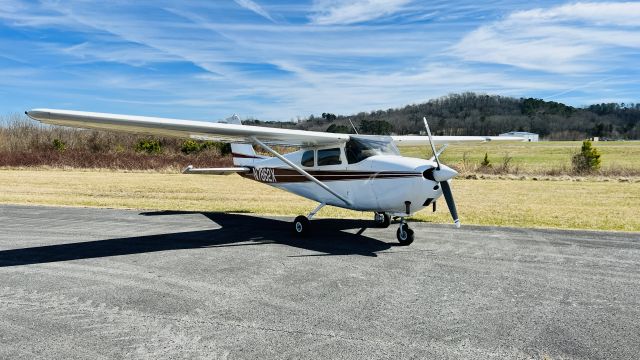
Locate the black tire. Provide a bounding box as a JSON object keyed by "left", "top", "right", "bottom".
{"left": 293, "top": 215, "right": 310, "bottom": 236}
{"left": 396, "top": 223, "right": 414, "bottom": 246}
{"left": 374, "top": 212, "right": 391, "bottom": 228}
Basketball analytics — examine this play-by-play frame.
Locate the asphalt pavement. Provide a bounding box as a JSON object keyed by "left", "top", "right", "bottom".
{"left": 0, "top": 204, "right": 639, "bottom": 359}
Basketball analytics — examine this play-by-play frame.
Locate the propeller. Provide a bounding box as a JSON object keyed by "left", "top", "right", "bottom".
{"left": 423, "top": 117, "right": 460, "bottom": 228}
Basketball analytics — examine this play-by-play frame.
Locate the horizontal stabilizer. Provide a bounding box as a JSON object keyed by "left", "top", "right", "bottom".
{"left": 182, "top": 165, "right": 250, "bottom": 175}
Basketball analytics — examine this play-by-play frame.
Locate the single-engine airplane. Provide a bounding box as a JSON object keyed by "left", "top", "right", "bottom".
{"left": 26, "top": 109, "right": 524, "bottom": 245}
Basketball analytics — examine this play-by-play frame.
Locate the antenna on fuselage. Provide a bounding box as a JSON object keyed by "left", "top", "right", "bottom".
{"left": 348, "top": 118, "right": 359, "bottom": 134}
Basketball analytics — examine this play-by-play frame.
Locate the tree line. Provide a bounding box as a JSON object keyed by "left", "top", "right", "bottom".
{"left": 247, "top": 93, "right": 640, "bottom": 140}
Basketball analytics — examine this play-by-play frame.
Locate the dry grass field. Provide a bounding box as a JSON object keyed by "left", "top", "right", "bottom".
{"left": 1, "top": 169, "right": 638, "bottom": 232}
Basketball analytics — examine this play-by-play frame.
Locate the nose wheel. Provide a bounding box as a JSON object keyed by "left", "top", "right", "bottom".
{"left": 396, "top": 220, "right": 414, "bottom": 246}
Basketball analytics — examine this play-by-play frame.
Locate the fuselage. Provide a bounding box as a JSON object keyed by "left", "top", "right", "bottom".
{"left": 239, "top": 146, "right": 446, "bottom": 216}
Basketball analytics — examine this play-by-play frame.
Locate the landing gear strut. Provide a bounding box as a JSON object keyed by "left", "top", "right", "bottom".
{"left": 374, "top": 212, "right": 391, "bottom": 228}
{"left": 292, "top": 203, "right": 325, "bottom": 237}
{"left": 396, "top": 218, "right": 414, "bottom": 246}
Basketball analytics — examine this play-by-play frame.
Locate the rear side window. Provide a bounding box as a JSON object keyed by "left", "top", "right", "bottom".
{"left": 301, "top": 150, "right": 315, "bottom": 167}
{"left": 317, "top": 148, "right": 342, "bottom": 166}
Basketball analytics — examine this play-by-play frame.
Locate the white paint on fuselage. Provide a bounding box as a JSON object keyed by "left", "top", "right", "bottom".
{"left": 251, "top": 149, "right": 443, "bottom": 215}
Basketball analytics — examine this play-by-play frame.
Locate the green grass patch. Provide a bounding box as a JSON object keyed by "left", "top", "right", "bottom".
{"left": 400, "top": 140, "right": 640, "bottom": 173}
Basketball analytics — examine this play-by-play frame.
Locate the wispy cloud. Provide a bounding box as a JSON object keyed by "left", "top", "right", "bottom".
{"left": 509, "top": 2, "right": 640, "bottom": 27}
{"left": 309, "top": 0, "right": 412, "bottom": 25}
{"left": 234, "top": 0, "right": 276, "bottom": 23}
{"left": 452, "top": 2, "right": 640, "bottom": 73}
{"left": 0, "top": 0, "right": 638, "bottom": 120}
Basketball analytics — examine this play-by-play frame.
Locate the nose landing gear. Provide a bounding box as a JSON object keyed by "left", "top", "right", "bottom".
{"left": 396, "top": 218, "right": 414, "bottom": 246}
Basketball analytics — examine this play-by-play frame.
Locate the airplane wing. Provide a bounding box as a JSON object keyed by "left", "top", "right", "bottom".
{"left": 25, "top": 109, "right": 349, "bottom": 147}
{"left": 391, "top": 135, "right": 526, "bottom": 147}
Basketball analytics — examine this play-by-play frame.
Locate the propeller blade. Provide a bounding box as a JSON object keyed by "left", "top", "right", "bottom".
{"left": 428, "top": 144, "right": 448, "bottom": 162}
{"left": 424, "top": 117, "right": 458, "bottom": 227}
{"left": 440, "top": 180, "right": 460, "bottom": 228}
{"left": 422, "top": 117, "right": 440, "bottom": 170}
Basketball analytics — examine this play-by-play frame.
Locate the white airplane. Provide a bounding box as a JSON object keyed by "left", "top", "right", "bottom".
{"left": 26, "top": 109, "right": 523, "bottom": 245}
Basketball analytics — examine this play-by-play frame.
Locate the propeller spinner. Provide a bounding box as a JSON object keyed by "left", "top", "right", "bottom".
{"left": 423, "top": 117, "right": 461, "bottom": 228}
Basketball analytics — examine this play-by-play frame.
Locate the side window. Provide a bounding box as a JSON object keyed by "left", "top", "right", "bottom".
{"left": 301, "top": 150, "right": 315, "bottom": 167}
{"left": 317, "top": 148, "right": 342, "bottom": 166}
{"left": 345, "top": 139, "right": 364, "bottom": 164}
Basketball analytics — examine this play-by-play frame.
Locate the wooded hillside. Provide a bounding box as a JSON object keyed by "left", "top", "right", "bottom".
{"left": 246, "top": 93, "right": 640, "bottom": 140}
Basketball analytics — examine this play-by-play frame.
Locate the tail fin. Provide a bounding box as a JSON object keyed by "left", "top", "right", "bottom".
{"left": 222, "top": 114, "right": 263, "bottom": 166}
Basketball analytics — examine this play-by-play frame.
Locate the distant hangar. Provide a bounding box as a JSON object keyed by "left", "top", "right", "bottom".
{"left": 499, "top": 131, "right": 539, "bottom": 142}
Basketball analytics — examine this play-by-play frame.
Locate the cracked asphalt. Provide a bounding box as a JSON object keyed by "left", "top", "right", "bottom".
{"left": 0, "top": 204, "right": 639, "bottom": 359}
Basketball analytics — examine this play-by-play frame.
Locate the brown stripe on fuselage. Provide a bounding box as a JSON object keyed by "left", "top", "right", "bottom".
{"left": 240, "top": 168, "right": 422, "bottom": 183}
{"left": 232, "top": 153, "right": 265, "bottom": 159}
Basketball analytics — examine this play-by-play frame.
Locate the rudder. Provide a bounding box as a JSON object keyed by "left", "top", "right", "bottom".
{"left": 222, "top": 114, "right": 262, "bottom": 166}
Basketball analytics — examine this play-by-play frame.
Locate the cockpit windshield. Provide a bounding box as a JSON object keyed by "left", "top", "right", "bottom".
{"left": 345, "top": 136, "right": 400, "bottom": 164}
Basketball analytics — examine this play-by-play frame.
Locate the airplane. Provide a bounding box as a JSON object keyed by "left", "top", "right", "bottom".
{"left": 26, "top": 109, "right": 524, "bottom": 245}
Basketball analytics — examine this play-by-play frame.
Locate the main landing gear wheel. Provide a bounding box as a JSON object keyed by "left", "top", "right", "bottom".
{"left": 396, "top": 223, "right": 414, "bottom": 246}
{"left": 374, "top": 212, "right": 391, "bottom": 228}
{"left": 293, "top": 215, "right": 310, "bottom": 236}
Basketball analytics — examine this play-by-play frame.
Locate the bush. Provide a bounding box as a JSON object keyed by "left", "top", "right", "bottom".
{"left": 52, "top": 139, "right": 66, "bottom": 152}
{"left": 135, "top": 138, "right": 162, "bottom": 154}
{"left": 211, "top": 142, "right": 231, "bottom": 156}
{"left": 496, "top": 153, "right": 516, "bottom": 174}
{"left": 180, "top": 140, "right": 231, "bottom": 155}
{"left": 181, "top": 140, "right": 202, "bottom": 154}
{"left": 480, "top": 152, "right": 491, "bottom": 167}
{"left": 572, "top": 140, "right": 601, "bottom": 173}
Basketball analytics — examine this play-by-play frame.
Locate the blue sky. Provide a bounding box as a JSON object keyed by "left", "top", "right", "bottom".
{"left": 1, "top": 0, "right": 639, "bottom": 121}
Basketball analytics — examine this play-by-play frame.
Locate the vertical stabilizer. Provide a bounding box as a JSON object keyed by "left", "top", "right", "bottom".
{"left": 222, "top": 114, "right": 262, "bottom": 166}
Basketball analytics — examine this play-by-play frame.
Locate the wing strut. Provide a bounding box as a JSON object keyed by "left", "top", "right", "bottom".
{"left": 251, "top": 137, "right": 351, "bottom": 206}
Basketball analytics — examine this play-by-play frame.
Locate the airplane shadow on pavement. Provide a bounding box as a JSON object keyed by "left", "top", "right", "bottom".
{"left": 0, "top": 211, "right": 395, "bottom": 267}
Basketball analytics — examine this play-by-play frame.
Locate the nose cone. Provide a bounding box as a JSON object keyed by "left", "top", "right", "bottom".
{"left": 433, "top": 164, "right": 458, "bottom": 182}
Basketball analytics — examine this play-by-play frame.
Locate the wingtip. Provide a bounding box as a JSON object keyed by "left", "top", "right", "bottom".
{"left": 24, "top": 109, "right": 50, "bottom": 121}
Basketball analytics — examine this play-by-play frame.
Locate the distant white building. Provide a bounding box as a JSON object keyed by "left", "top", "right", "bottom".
{"left": 499, "top": 131, "right": 539, "bottom": 142}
